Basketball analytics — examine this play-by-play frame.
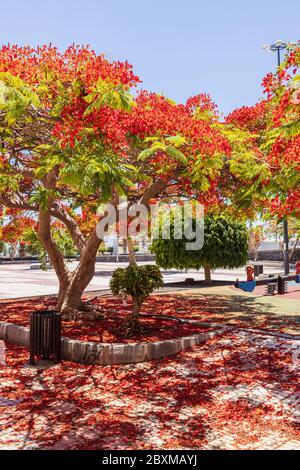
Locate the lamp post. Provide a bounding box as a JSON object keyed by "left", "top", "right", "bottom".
{"left": 262, "top": 40, "right": 290, "bottom": 275}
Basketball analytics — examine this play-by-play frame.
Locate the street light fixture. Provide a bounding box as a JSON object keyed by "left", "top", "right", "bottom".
{"left": 262, "top": 40, "right": 290, "bottom": 275}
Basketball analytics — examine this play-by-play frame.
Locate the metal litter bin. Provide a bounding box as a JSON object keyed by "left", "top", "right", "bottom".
{"left": 30, "top": 311, "right": 62, "bottom": 365}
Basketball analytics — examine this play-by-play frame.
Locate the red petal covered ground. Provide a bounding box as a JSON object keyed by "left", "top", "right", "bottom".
{"left": 0, "top": 295, "right": 215, "bottom": 343}
{"left": 0, "top": 329, "right": 299, "bottom": 449}
{"left": 0, "top": 292, "right": 299, "bottom": 342}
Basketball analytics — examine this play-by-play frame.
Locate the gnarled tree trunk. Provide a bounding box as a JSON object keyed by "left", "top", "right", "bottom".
{"left": 59, "top": 232, "right": 103, "bottom": 317}
{"left": 37, "top": 170, "right": 104, "bottom": 318}
{"left": 36, "top": 173, "right": 179, "bottom": 319}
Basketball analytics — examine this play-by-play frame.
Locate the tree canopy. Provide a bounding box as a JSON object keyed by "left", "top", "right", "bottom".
{"left": 225, "top": 42, "right": 300, "bottom": 220}
{"left": 151, "top": 214, "right": 249, "bottom": 282}
{"left": 0, "top": 42, "right": 298, "bottom": 314}
{"left": 0, "top": 44, "right": 237, "bottom": 315}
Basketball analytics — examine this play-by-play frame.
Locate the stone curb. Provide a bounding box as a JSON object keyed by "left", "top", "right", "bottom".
{"left": 0, "top": 321, "right": 226, "bottom": 366}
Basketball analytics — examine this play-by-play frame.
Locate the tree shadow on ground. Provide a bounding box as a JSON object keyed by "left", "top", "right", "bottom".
{"left": 142, "top": 293, "right": 300, "bottom": 334}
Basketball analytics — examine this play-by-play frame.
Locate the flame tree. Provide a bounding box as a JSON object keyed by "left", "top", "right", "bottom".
{"left": 0, "top": 45, "right": 234, "bottom": 318}
{"left": 225, "top": 42, "right": 300, "bottom": 219}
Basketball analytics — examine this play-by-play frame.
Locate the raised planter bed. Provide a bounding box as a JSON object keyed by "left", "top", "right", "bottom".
{"left": 0, "top": 296, "right": 213, "bottom": 342}
{"left": 0, "top": 294, "right": 229, "bottom": 365}
{"left": 0, "top": 321, "right": 225, "bottom": 365}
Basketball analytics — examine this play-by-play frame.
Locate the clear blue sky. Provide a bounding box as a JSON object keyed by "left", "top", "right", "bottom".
{"left": 1, "top": 0, "right": 299, "bottom": 115}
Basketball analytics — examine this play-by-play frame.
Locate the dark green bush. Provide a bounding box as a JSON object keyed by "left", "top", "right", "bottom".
{"left": 110, "top": 264, "right": 163, "bottom": 330}
{"left": 151, "top": 214, "right": 248, "bottom": 281}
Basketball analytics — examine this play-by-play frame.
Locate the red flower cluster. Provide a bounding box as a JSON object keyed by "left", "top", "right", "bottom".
{"left": 225, "top": 101, "right": 267, "bottom": 133}
{"left": 0, "top": 44, "right": 140, "bottom": 89}
{"left": 269, "top": 190, "right": 300, "bottom": 218}
{"left": 268, "top": 135, "right": 300, "bottom": 170}
{"left": 225, "top": 44, "right": 300, "bottom": 218}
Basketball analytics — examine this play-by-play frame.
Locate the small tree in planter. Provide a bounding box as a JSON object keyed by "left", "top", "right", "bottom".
{"left": 110, "top": 264, "right": 163, "bottom": 333}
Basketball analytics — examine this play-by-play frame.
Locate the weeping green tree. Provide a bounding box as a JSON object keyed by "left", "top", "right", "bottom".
{"left": 151, "top": 214, "right": 249, "bottom": 283}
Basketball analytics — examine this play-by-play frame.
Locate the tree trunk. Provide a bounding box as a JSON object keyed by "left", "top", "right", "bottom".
{"left": 9, "top": 243, "right": 16, "bottom": 260}
{"left": 58, "top": 231, "right": 103, "bottom": 317}
{"left": 127, "top": 237, "right": 137, "bottom": 266}
{"left": 35, "top": 176, "right": 182, "bottom": 319}
{"left": 204, "top": 265, "right": 212, "bottom": 284}
{"left": 38, "top": 204, "right": 74, "bottom": 313}
{"left": 53, "top": 268, "right": 101, "bottom": 319}
{"left": 123, "top": 298, "right": 143, "bottom": 333}
{"left": 38, "top": 171, "right": 115, "bottom": 318}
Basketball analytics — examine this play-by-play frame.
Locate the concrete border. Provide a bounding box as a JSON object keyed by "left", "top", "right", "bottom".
{"left": 0, "top": 321, "right": 226, "bottom": 366}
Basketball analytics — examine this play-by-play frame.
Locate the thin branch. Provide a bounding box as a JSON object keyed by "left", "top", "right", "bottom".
{"left": 0, "top": 169, "right": 35, "bottom": 179}
{"left": 0, "top": 193, "right": 37, "bottom": 211}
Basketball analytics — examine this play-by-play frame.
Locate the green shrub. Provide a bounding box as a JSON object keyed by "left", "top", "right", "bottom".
{"left": 110, "top": 264, "right": 163, "bottom": 330}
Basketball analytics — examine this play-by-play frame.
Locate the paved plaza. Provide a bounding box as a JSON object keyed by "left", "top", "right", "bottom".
{"left": 0, "top": 261, "right": 283, "bottom": 299}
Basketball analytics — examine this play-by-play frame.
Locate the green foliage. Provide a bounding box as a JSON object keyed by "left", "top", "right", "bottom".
{"left": 0, "top": 72, "right": 40, "bottom": 124}
{"left": 0, "top": 175, "right": 21, "bottom": 192}
{"left": 59, "top": 141, "right": 135, "bottom": 200}
{"left": 84, "top": 79, "right": 134, "bottom": 114}
{"left": 165, "top": 135, "right": 187, "bottom": 147}
{"left": 138, "top": 137, "right": 188, "bottom": 166}
{"left": 29, "top": 188, "right": 59, "bottom": 211}
{"left": 110, "top": 264, "right": 163, "bottom": 314}
{"left": 34, "top": 148, "right": 66, "bottom": 178}
{"left": 98, "top": 246, "right": 114, "bottom": 254}
{"left": 189, "top": 152, "right": 224, "bottom": 192}
{"left": 97, "top": 246, "right": 114, "bottom": 254}
{"left": 151, "top": 214, "right": 249, "bottom": 270}
{"left": 23, "top": 227, "right": 77, "bottom": 264}
{"left": 219, "top": 124, "right": 271, "bottom": 208}
{"left": 273, "top": 119, "right": 300, "bottom": 139}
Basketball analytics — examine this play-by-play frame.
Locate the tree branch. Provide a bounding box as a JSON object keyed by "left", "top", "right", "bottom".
{"left": 51, "top": 204, "right": 86, "bottom": 252}
{"left": 38, "top": 170, "right": 71, "bottom": 285}
{"left": 138, "top": 168, "right": 183, "bottom": 205}
{"left": 0, "top": 194, "right": 37, "bottom": 212}
{"left": 0, "top": 169, "right": 35, "bottom": 179}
